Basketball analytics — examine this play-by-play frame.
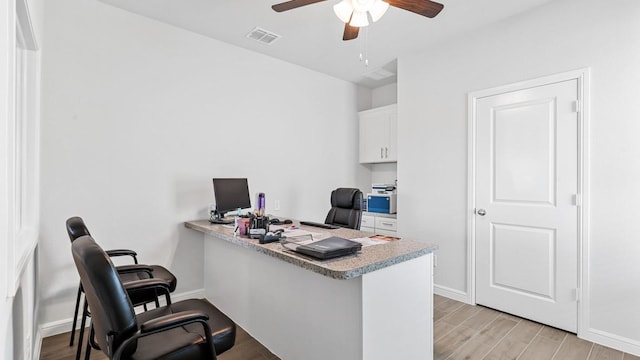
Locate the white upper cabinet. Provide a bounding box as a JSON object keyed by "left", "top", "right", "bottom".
{"left": 359, "top": 104, "right": 397, "bottom": 163}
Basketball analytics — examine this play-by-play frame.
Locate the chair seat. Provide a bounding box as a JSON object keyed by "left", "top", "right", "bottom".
{"left": 130, "top": 298, "right": 236, "bottom": 359}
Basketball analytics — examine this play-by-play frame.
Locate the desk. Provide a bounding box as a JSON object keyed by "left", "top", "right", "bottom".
{"left": 185, "top": 220, "right": 437, "bottom": 360}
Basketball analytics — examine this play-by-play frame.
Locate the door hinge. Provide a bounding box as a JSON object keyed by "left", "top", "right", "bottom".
{"left": 572, "top": 194, "right": 582, "bottom": 206}
{"left": 573, "top": 100, "right": 581, "bottom": 113}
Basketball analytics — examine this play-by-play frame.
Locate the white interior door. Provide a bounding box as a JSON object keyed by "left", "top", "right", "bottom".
{"left": 475, "top": 79, "right": 579, "bottom": 332}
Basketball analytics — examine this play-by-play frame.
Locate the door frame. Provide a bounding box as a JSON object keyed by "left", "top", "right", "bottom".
{"left": 467, "top": 68, "right": 590, "bottom": 336}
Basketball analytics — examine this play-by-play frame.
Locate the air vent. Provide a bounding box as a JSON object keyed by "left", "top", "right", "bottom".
{"left": 246, "top": 27, "right": 281, "bottom": 45}
{"left": 363, "top": 68, "right": 395, "bottom": 81}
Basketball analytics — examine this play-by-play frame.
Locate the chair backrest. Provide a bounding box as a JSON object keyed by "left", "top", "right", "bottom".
{"left": 66, "top": 216, "right": 91, "bottom": 242}
{"left": 324, "top": 188, "right": 363, "bottom": 230}
{"left": 71, "top": 235, "right": 138, "bottom": 357}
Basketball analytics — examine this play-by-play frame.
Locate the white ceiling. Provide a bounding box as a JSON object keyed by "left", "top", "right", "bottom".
{"left": 98, "top": 0, "right": 557, "bottom": 88}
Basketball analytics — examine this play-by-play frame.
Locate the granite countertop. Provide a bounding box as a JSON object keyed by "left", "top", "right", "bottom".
{"left": 184, "top": 219, "right": 437, "bottom": 280}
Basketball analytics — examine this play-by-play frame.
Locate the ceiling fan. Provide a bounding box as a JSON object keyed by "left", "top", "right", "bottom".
{"left": 272, "top": 0, "right": 444, "bottom": 41}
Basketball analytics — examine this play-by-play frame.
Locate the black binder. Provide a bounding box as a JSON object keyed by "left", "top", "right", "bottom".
{"left": 294, "top": 236, "right": 362, "bottom": 260}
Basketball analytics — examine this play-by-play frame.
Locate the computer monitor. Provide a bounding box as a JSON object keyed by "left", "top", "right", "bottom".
{"left": 211, "top": 178, "right": 252, "bottom": 224}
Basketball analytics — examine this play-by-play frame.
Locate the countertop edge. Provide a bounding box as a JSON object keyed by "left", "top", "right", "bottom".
{"left": 184, "top": 220, "right": 437, "bottom": 280}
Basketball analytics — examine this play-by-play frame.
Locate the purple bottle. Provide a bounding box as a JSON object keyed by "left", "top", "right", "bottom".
{"left": 257, "top": 193, "right": 265, "bottom": 216}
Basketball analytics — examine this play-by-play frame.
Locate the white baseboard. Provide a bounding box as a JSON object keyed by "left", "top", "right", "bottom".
{"left": 434, "top": 284, "right": 472, "bottom": 304}
{"left": 161, "top": 288, "right": 206, "bottom": 305}
{"left": 38, "top": 288, "right": 206, "bottom": 339}
{"left": 40, "top": 316, "right": 76, "bottom": 339}
{"left": 580, "top": 327, "right": 640, "bottom": 357}
{"left": 32, "top": 328, "right": 42, "bottom": 360}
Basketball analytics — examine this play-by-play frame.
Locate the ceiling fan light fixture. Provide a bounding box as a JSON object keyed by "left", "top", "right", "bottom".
{"left": 333, "top": 0, "right": 353, "bottom": 23}
{"left": 369, "top": 0, "right": 389, "bottom": 22}
{"left": 349, "top": 9, "right": 369, "bottom": 27}
{"left": 351, "top": 0, "right": 373, "bottom": 12}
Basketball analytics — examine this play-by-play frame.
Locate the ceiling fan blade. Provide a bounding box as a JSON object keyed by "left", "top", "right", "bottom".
{"left": 272, "top": 0, "right": 327, "bottom": 12}
{"left": 386, "top": 0, "right": 444, "bottom": 18}
{"left": 343, "top": 23, "right": 359, "bottom": 41}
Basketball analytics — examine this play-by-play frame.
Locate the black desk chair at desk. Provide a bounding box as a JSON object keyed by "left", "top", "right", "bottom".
{"left": 324, "top": 187, "right": 363, "bottom": 230}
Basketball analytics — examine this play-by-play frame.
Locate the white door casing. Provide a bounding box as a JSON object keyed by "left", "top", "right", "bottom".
{"left": 473, "top": 77, "right": 580, "bottom": 333}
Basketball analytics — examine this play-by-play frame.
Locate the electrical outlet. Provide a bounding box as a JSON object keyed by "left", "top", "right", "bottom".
{"left": 274, "top": 200, "right": 281, "bottom": 211}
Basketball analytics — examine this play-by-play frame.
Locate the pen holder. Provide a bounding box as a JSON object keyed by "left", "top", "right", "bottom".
{"left": 249, "top": 215, "right": 269, "bottom": 232}
{"left": 237, "top": 218, "right": 250, "bottom": 235}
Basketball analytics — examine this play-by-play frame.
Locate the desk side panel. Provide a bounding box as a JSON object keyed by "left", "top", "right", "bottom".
{"left": 362, "top": 254, "right": 433, "bottom": 360}
{"left": 204, "top": 234, "right": 363, "bottom": 360}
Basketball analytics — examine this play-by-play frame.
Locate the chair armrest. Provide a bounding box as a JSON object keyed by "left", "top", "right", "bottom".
{"left": 123, "top": 278, "right": 170, "bottom": 292}
{"left": 116, "top": 264, "right": 153, "bottom": 276}
{"left": 123, "top": 279, "right": 172, "bottom": 306}
{"left": 140, "top": 310, "right": 209, "bottom": 333}
{"left": 106, "top": 249, "right": 139, "bottom": 264}
{"left": 113, "top": 311, "right": 215, "bottom": 360}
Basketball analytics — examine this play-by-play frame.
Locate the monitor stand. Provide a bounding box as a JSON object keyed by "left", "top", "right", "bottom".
{"left": 209, "top": 210, "right": 234, "bottom": 225}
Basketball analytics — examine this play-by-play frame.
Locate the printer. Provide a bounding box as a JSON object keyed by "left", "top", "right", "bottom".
{"left": 367, "top": 183, "right": 397, "bottom": 214}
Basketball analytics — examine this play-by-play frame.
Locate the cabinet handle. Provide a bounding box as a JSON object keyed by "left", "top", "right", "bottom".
{"left": 385, "top": 147, "right": 388, "bottom": 158}
{"left": 380, "top": 147, "right": 384, "bottom": 158}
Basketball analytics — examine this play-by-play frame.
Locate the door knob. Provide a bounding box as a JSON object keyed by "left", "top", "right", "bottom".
{"left": 477, "top": 209, "right": 487, "bottom": 216}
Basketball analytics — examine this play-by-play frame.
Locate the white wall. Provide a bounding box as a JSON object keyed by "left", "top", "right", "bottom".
{"left": 371, "top": 83, "right": 397, "bottom": 108}
{"left": 398, "top": 0, "right": 640, "bottom": 353}
{"left": 37, "top": 0, "right": 366, "bottom": 330}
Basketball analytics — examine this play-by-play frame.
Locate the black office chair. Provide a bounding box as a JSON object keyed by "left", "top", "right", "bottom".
{"left": 66, "top": 216, "right": 178, "bottom": 360}
{"left": 324, "top": 188, "right": 364, "bottom": 230}
{"left": 71, "top": 235, "right": 236, "bottom": 359}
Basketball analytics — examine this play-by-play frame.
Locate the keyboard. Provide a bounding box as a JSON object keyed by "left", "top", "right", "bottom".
{"left": 299, "top": 221, "right": 340, "bottom": 230}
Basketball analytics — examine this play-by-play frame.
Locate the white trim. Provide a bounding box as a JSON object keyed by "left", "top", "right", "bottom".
{"left": 38, "top": 288, "right": 207, "bottom": 338}
{"left": 32, "top": 328, "right": 42, "bottom": 360}
{"left": 159, "top": 288, "right": 206, "bottom": 307}
{"left": 9, "top": 232, "right": 37, "bottom": 293}
{"left": 467, "top": 68, "right": 590, "bottom": 327}
{"left": 39, "top": 317, "right": 72, "bottom": 339}
{"left": 15, "top": 0, "right": 38, "bottom": 51}
{"left": 434, "top": 284, "right": 472, "bottom": 304}
{"left": 466, "top": 87, "right": 477, "bottom": 306}
{"left": 2, "top": 0, "right": 16, "bottom": 299}
{"left": 581, "top": 328, "right": 640, "bottom": 357}
{"left": 576, "top": 68, "right": 591, "bottom": 345}
{"left": 7, "top": 2, "right": 40, "bottom": 297}
{"left": 469, "top": 69, "right": 590, "bottom": 99}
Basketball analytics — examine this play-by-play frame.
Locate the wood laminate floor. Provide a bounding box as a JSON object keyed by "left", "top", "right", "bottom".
{"left": 40, "top": 295, "right": 639, "bottom": 359}
{"left": 39, "top": 324, "right": 279, "bottom": 360}
{"left": 434, "top": 295, "right": 640, "bottom": 360}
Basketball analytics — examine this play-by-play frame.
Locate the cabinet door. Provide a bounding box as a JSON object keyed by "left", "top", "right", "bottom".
{"left": 361, "top": 215, "right": 375, "bottom": 229}
{"left": 385, "top": 109, "right": 398, "bottom": 162}
{"left": 359, "top": 110, "right": 388, "bottom": 163}
{"left": 375, "top": 217, "right": 398, "bottom": 232}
